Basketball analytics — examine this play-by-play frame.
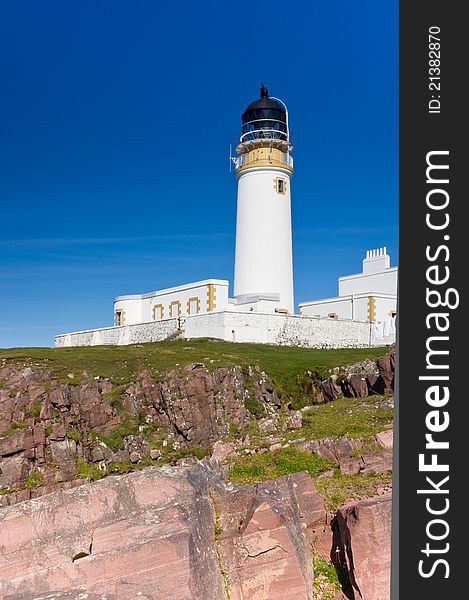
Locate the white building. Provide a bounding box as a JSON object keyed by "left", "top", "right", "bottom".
{"left": 55, "top": 86, "right": 397, "bottom": 349}
{"left": 114, "top": 280, "right": 230, "bottom": 326}
{"left": 299, "top": 247, "right": 397, "bottom": 325}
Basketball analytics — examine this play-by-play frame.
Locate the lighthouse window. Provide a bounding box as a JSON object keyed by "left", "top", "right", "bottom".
{"left": 275, "top": 178, "right": 286, "bottom": 194}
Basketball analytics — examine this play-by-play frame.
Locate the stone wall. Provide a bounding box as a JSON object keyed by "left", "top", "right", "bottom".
{"left": 185, "top": 311, "right": 388, "bottom": 348}
{"left": 55, "top": 311, "right": 395, "bottom": 348}
{"left": 55, "top": 319, "right": 179, "bottom": 347}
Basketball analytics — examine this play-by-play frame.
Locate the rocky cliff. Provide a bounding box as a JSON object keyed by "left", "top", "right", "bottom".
{"left": 0, "top": 362, "right": 282, "bottom": 505}
{"left": 0, "top": 345, "right": 395, "bottom": 599}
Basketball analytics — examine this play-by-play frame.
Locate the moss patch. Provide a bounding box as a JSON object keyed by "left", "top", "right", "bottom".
{"left": 94, "top": 419, "right": 140, "bottom": 452}
{"left": 24, "top": 471, "right": 45, "bottom": 489}
{"left": 313, "top": 553, "right": 345, "bottom": 599}
{"left": 229, "top": 447, "right": 333, "bottom": 485}
{"left": 314, "top": 469, "right": 392, "bottom": 512}
{"left": 1, "top": 420, "right": 29, "bottom": 437}
{"left": 76, "top": 458, "right": 104, "bottom": 481}
{"left": 298, "top": 396, "right": 393, "bottom": 440}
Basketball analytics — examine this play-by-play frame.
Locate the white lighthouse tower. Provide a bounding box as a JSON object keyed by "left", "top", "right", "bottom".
{"left": 233, "top": 84, "right": 294, "bottom": 314}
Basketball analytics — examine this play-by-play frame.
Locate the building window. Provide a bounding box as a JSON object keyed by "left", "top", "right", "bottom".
{"left": 115, "top": 310, "right": 124, "bottom": 326}
{"left": 327, "top": 312, "right": 338, "bottom": 320}
{"left": 187, "top": 296, "right": 200, "bottom": 315}
{"left": 169, "top": 300, "right": 181, "bottom": 318}
{"left": 274, "top": 177, "right": 286, "bottom": 195}
{"left": 152, "top": 304, "right": 164, "bottom": 320}
{"left": 389, "top": 310, "right": 397, "bottom": 318}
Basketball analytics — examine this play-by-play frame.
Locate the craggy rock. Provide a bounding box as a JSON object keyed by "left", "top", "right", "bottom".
{"left": 298, "top": 437, "right": 355, "bottom": 464}
{"left": 375, "top": 429, "right": 393, "bottom": 449}
{"left": 306, "top": 347, "right": 395, "bottom": 403}
{"left": 339, "top": 450, "right": 393, "bottom": 476}
{"left": 321, "top": 377, "right": 342, "bottom": 403}
{"left": 343, "top": 375, "right": 368, "bottom": 398}
{"left": 0, "top": 363, "right": 282, "bottom": 503}
{"left": 211, "top": 440, "right": 237, "bottom": 463}
{"left": 212, "top": 470, "right": 326, "bottom": 600}
{"left": 285, "top": 409, "right": 303, "bottom": 429}
{"left": 371, "top": 345, "right": 395, "bottom": 395}
{"left": 258, "top": 416, "right": 279, "bottom": 433}
{"left": 339, "top": 456, "right": 363, "bottom": 476}
{"left": 333, "top": 494, "right": 392, "bottom": 600}
{"left": 131, "top": 364, "right": 279, "bottom": 447}
{"left": 0, "top": 464, "right": 324, "bottom": 600}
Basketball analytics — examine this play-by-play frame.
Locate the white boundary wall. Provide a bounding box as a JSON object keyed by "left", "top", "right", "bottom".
{"left": 55, "top": 319, "right": 179, "bottom": 347}
{"left": 55, "top": 311, "right": 394, "bottom": 348}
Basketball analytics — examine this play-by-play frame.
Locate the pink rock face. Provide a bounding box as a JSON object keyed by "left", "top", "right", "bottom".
{"left": 0, "top": 465, "right": 225, "bottom": 600}
{"left": 214, "top": 471, "right": 326, "bottom": 600}
{"left": 340, "top": 450, "right": 393, "bottom": 476}
{"left": 334, "top": 494, "right": 392, "bottom": 600}
{"left": 0, "top": 466, "right": 325, "bottom": 600}
{"left": 375, "top": 429, "right": 393, "bottom": 449}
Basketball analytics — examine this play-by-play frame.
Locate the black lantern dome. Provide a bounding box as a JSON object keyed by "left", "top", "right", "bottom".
{"left": 241, "top": 84, "right": 288, "bottom": 142}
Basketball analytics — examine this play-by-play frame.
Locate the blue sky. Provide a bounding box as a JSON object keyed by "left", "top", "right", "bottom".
{"left": 0, "top": 1, "right": 398, "bottom": 348}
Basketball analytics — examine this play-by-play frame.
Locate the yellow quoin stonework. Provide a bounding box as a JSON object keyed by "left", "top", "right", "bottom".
{"left": 367, "top": 296, "right": 376, "bottom": 322}
{"left": 207, "top": 284, "right": 216, "bottom": 311}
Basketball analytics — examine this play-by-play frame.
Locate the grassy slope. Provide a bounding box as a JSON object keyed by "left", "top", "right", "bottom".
{"left": 0, "top": 338, "right": 387, "bottom": 399}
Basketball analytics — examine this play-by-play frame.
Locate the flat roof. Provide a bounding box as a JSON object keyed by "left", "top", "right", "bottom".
{"left": 115, "top": 279, "right": 229, "bottom": 302}
{"left": 338, "top": 266, "right": 398, "bottom": 282}
{"left": 299, "top": 291, "right": 397, "bottom": 307}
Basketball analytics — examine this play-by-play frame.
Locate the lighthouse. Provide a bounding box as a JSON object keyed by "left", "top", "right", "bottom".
{"left": 233, "top": 84, "right": 294, "bottom": 314}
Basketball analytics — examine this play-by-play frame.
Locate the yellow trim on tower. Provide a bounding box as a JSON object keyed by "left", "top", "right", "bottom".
{"left": 367, "top": 297, "right": 376, "bottom": 322}
{"left": 236, "top": 159, "right": 293, "bottom": 174}
{"left": 207, "top": 284, "right": 216, "bottom": 312}
{"left": 152, "top": 303, "right": 164, "bottom": 320}
{"left": 187, "top": 296, "right": 201, "bottom": 315}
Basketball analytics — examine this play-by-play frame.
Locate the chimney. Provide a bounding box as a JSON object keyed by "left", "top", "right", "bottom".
{"left": 363, "top": 247, "right": 390, "bottom": 274}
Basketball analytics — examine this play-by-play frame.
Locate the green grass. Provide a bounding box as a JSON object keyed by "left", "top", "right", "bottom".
{"left": 76, "top": 457, "right": 104, "bottom": 481}
{"left": 0, "top": 339, "right": 388, "bottom": 401}
{"left": 313, "top": 553, "right": 345, "bottom": 599}
{"left": 26, "top": 401, "right": 42, "bottom": 419}
{"left": 94, "top": 419, "right": 140, "bottom": 452}
{"left": 24, "top": 471, "right": 45, "bottom": 489}
{"left": 314, "top": 469, "right": 392, "bottom": 512}
{"left": 298, "top": 396, "right": 393, "bottom": 440}
{"left": 228, "top": 447, "right": 333, "bottom": 485}
{"left": 1, "top": 420, "right": 29, "bottom": 437}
